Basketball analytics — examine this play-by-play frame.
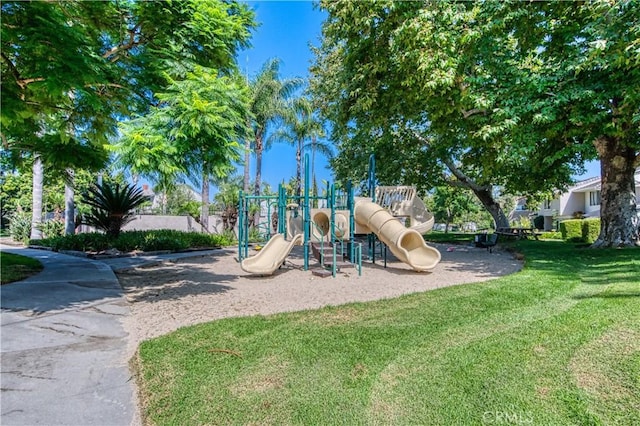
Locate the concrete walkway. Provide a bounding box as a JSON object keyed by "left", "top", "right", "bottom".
{"left": 1, "top": 245, "right": 220, "bottom": 425}
{"left": 1, "top": 246, "right": 136, "bottom": 425}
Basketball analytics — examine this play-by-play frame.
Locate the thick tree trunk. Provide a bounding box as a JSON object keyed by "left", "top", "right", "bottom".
{"left": 472, "top": 186, "right": 510, "bottom": 230}
{"left": 414, "top": 131, "right": 510, "bottom": 230}
{"left": 592, "top": 136, "right": 639, "bottom": 247}
{"left": 200, "top": 171, "right": 210, "bottom": 233}
{"left": 441, "top": 157, "right": 510, "bottom": 230}
{"left": 30, "top": 155, "right": 43, "bottom": 240}
{"left": 64, "top": 169, "right": 75, "bottom": 235}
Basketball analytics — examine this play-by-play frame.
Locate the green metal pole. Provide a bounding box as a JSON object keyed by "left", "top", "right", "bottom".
{"left": 278, "top": 184, "right": 286, "bottom": 235}
{"left": 347, "top": 180, "right": 355, "bottom": 263}
{"left": 238, "top": 190, "right": 244, "bottom": 261}
{"left": 330, "top": 183, "right": 337, "bottom": 277}
{"left": 303, "top": 153, "right": 310, "bottom": 270}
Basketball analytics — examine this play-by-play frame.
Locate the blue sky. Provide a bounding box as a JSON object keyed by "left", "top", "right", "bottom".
{"left": 239, "top": 1, "right": 330, "bottom": 190}
{"left": 236, "top": 1, "right": 599, "bottom": 192}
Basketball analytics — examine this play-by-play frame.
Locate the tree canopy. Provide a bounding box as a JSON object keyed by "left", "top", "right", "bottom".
{"left": 1, "top": 0, "right": 254, "bottom": 173}
{"left": 311, "top": 0, "right": 639, "bottom": 246}
{"left": 2, "top": 0, "right": 255, "bottom": 235}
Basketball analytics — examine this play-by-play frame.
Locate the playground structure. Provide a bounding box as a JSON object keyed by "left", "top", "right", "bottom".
{"left": 238, "top": 154, "right": 441, "bottom": 276}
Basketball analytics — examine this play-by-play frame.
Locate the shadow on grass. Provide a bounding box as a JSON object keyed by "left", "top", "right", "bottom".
{"left": 573, "top": 291, "right": 640, "bottom": 300}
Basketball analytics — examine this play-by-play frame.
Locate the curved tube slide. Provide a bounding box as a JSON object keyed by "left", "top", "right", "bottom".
{"left": 241, "top": 233, "right": 303, "bottom": 275}
{"left": 355, "top": 199, "right": 441, "bottom": 271}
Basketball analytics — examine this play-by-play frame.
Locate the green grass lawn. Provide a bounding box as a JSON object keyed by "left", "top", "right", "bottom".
{"left": 134, "top": 241, "right": 639, "bottom": 425}
{"left": 1, "top": 252, "right": 43, "bottom": 285}
{"left": 425, "top": 231, "right": 476, "bottom": 244}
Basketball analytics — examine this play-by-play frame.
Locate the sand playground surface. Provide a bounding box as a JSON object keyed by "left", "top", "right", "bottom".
{"left": 117, "top": 242, "right": 523, "bottom": 348}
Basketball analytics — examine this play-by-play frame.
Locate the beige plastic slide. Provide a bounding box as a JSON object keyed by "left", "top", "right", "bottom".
{"left": 240, "top": 233, "right": 303, "bottom": 275}
{"left": 354, "top": 198, "right": 441, "bottom": 271}
{"left": 374, "top": 186, "right": 435, "bottom": 235}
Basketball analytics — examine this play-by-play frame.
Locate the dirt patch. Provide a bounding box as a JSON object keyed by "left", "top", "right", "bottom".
{"left": 118, "top": 243, "right": 522, "bottom": 352}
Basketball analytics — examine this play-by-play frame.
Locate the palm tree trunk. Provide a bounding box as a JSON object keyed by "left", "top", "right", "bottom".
{"left": 253, "top": 133, "right": 263, "bottom": 196}
{"left": 243, "top": 136, "right": 251, "bottom": 193}
{"left": 30, "top": 154, "right": 43, "bottom": 239}
{"left": 201, "top": 171, "right": 210, "bottom": 233}
{"left": 311, "top": 135, "right": 317, "bottom": 183}
{"left": 64, "top": 168, "right": 75, "bottom": 235}
{"left": 296, "top": 138, "right": 302, "bottom": 198}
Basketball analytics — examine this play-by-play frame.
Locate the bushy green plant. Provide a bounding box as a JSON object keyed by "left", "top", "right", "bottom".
{"left": 39, "top": 219, "right": 65, "bottom": 238}
{"left": 81, "top": 182, "right": 150, "bottom": 238}
{"left": 140, "top": 234, "right": 187, "bottom": 252}
{"left": 248, "top": 226, "right": 267, "bottom": 243}
{"left": 29, "top": 229, "right": 237, "bottom": 253}
{"left": 218, "top": 229, "right": 237, "bottom": 246}
{"left": 34, "top": 232, "right": 111, "bottom": 252}
{"left": 9, "top": 211, "right": 32, "bottom": 243}
{"left": 533, "top": 215, "right": 545, "bottom": 230}
{"left": 582, "top": 218, "right": 601, "bottom": 244}
{"left": 559, "top": 219, "right": 583, "bottom": 242}
{"left": 539, "top": 231, "right": 563, "bottom": 240}
{"left": 518, "top": 216, "right": 532, "bottom": 228}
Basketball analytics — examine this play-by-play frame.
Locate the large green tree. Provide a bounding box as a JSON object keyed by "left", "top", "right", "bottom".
{"left": 311, "top": 0, "right": 639, "bottom": 246}
{"left": 480, "top": 1, "right": 640, "bottom": 247}
{"left": 118, "top": 67, "right": 249, "bottom": 231}
{"left": 1, "top": 0, "right": 255, "bottom": 236}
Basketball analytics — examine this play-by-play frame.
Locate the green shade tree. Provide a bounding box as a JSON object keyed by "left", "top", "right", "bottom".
{"left": 311, "top": 0, "right": 639, "bottom": 246}
{"left": 118, "top": 67, "right": 249, "bottom": 231}
{"left": 2, "top": 0, "right": 255, "bottom": 237}
{"left": 431, "top": 186, "right": 480, "bottom": 233}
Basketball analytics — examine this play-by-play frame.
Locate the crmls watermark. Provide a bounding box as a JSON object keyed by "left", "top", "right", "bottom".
{"left": 482, "top": 410, "right": 534, "bottom": 425}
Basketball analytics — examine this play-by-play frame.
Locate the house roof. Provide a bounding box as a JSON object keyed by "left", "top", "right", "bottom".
{"left": 569, "top": 168, "right": 640, "bottom": 193}
{"left": 569, "top": 175, "right": 601, "bottom": 193}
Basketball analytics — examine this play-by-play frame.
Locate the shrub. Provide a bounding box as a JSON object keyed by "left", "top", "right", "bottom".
{"left": 559, "top": 219, "right": 583, "bottom": 242}
{"left": 533, "top": 215, "right": 545, "bottom": 230}
{"left": 518, "top": 216, "right": 532, "bottom": 228}
{"left": 9, "top": 211, "right": 31, "bottom": 243}
{"left": 219, "top": 230, "right": 237, "bottom": 246}
{"left": 39, "top": 219, "right": 65, "bottom": 238}
{"left": 81, "top": 182, "right": 150, "bottom": 238}
{"left": 248, "top": 226, "right": 267, "bottom": 243}
{"left": 582, "top": 218, "right": 601, "bottom": 244}
{"left": 34, "top": 232, "right": 111, "bottom": 252}
{"left": 540, "top": 231, "right": 563, "bottom": 240}
{"left": 140, "top": 234, "right": 187, "bottom": 252}
{"left": 29, "top": 229, "right": 236, "bottom": 253}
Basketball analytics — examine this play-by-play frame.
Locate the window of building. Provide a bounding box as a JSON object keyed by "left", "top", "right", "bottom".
{"left": 589, "top": 190, "right": 601, "bottom": 206}
{"left": 543, "top": 199, "right": 552, "bottom": 209}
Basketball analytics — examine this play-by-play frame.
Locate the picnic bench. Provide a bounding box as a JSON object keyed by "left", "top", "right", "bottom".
{"left": 496, "top": 227, "right": 540, "bottom": 240}
{"left": 475, "top": 233, "right": 498, "bottom": 253}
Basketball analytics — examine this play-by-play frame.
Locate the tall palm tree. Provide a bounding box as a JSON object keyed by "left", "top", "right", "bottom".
{"left": 245, "top": 58, "right": 303, "bottom": 196}
{"left": 273, "top": 95, "right": 327, "bottom": 198}
{"left": 305, "top": 133, "right": 333, "bottom": 200}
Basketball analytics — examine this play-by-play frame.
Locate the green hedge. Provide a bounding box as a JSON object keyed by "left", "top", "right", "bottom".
{"left": 582, "top": 218, "right": 601, "bottom": 244}
{"left": 29, "top": 230, "right": 235, "bottom": 253}
{"left": 539, "top": 231, "right": 563, "bottom": 240}
{"left": 559, "top": 218, "right": 601, "bottom": 243}
{"left": 559, "top": 219, "right": 583, "bottom": 242}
